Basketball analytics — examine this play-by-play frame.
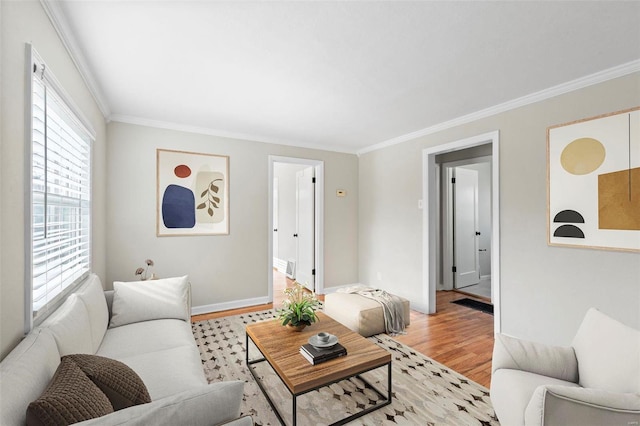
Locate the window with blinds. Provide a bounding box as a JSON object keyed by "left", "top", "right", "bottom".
{"left": 29, "top": 47, "right": 93, "bottom": 326}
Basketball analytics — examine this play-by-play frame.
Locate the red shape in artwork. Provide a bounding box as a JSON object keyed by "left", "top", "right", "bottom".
{"left": 174, "top": 164, "right": 191, "bottom": 178}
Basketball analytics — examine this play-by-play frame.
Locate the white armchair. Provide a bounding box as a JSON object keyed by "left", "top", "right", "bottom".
{"left": 490, "top": 308, "right": 640, "bottom": 426}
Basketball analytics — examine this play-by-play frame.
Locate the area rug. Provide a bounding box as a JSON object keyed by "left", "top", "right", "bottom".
{"left": 451, "top": 298, "right": 494, "bottom": 315}
{"left": 192, "top": 309, "right": 498, "bottom": 425}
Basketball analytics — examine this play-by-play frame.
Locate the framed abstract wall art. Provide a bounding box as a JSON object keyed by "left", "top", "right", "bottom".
{"left": 157, "top": 149, "right": 229, "bottom": 236}
{"left": 547, "top": 107, "right": 639, "bottom": 252}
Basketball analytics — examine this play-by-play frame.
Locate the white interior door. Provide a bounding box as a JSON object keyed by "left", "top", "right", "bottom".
{"left": 296, "top": 167, "right": 315, "bottom": 291}
{"left": 454, "top": 167, "right": 480, "bottom": 288}
{"left": 272, "top": 177, "right": 279, "bottom": 263}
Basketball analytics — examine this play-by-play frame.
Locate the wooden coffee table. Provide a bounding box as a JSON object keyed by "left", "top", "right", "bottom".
{"left": 246, "top": 312, "right": 392, "bottom": 426}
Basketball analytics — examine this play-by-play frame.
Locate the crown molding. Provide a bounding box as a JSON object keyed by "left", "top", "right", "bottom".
{"left": 39, "top": 0, "right": 111, "bottom": 118}
{"left": 35, "top": 0, "right": 640, "bottom": 155}
{"left": 358, "top": 59, "right": 640, "bottom": 156}
{"left": 109, "top": 114, "right": 359, "bottom": 155}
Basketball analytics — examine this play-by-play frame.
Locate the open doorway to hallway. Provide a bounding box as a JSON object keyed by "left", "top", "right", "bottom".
{"left": 440, "top": 155, "right": 493, "bottom": 302}
{"left": 268, "top": 156, "right": 324, "bottom": 304}
{"left": 422, "top": 130, "right": 501, "bottom": 332}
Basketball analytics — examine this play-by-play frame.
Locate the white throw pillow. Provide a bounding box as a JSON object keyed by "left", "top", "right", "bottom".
{"left": 572, "top": 308, "right": 640, "bottom": 394}
{"left": 109, "top": 276, "right": 190, "bottom": 328}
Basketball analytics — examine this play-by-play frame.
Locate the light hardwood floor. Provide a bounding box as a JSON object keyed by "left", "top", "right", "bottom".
{"left": 192, "top": 271, "right": 494, "bottom": 388}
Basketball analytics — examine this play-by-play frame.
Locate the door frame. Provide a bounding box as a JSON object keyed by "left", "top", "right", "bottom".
{"left": 442, "top": 156, "right": 492, "bottom": 292}
{"left": 268, "top": 156, "right": 324, "bottom": 302}
{"left": 422, "top": 130, "right": 501, "bottom": 333}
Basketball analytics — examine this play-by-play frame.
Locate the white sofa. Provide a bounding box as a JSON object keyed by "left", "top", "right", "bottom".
{"left": 490, "top": 308, "right": 640, "bottom": 426}
{"left": 0, "top": 274, "right": 252, "bottom": 426}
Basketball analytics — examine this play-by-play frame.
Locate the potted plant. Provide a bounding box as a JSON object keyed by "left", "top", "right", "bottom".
{"left": 277, "top": 283, "right": 320, "bottom": 331}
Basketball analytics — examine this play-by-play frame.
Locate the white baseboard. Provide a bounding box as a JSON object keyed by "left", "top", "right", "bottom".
{"left": 322, "top": 283, "right": 363, "bottom": 294}
{"left": 273, "top": 258, "right": 287, "bottom": 274}
{"left": 192, "top": 282, "right": 362, "bottom": 315}
{"left": 191, "top": 296, "right": 271, "bottom": 316}
{"left": 409, "top": 302, "right": 429, "bottom": 314}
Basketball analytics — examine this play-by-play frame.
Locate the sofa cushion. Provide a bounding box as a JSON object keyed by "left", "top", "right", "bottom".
{"left": 74, "top": 382, "right": 246, "bottom": 426}
{"left": 26, "top": 356, "right": 114, "bottom": 426}
{"left": 112, "top": 345, "right": 207, "bottom": 400}
{"left": 75, "top": 274, "right": 109, "bottom": 353}
{"left": 98, "top": 319, "right": 198, "bottom": 359}
{"left": 572, "top": 308, "right": 640, "bottom": 393}
{"left": 64, "top": 354, "right": 151, "bottom": 410}
{"left": 0, "top": 329, "right": 61, "bottom": 426}
{"left": 40, "top": 294, "right": 93, "bottom": 356}
{"left": 109, "top": 276, "right": 190, "bottom": 328}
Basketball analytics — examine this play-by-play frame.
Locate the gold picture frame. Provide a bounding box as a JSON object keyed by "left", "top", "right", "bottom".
{"left": 547, "top": 107, "right": 639, "bottom": 252}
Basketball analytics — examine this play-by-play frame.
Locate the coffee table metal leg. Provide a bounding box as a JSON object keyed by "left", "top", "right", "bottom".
{"left": 388, "top": 361, "right": 392, "bottom": 401}
{"left": 292, "top": 395, "right": 297, "bottom": 426}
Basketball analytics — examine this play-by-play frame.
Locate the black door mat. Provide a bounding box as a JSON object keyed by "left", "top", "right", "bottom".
{"left": 451, "top": 298, "right": 494, "bottom": 315}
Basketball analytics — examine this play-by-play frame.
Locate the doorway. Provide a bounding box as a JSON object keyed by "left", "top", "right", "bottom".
{"left": 442, "top": 158, "right": 493, "bottom": 301}
{"left": 422, "top": 131, "right": 501, "bottom": 333}
{"left": 268, "top": 156, "right": 324, "bottom": 303}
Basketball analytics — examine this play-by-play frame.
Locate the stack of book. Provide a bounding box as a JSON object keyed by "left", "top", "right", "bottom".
{"left": 299, "top": 343, "right": 347, "bottom": 365}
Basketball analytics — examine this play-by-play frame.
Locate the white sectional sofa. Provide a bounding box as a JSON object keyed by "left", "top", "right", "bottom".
{"left": 0, "top": 274, "right": 252, "bottom": 426}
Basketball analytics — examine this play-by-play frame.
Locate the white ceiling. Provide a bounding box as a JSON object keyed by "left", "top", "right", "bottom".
{"left": 52, "top": 1, "right": 640, "bottom": 154}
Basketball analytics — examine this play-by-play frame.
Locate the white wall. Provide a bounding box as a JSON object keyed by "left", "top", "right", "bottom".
{"left": 274, "top": 163, "right": 307, "bottom": 265}
{"left": 0, "top": 0, "right": 107, "bottom": 359}
{"left": 106, "top": 122, "right": 358, "bottom": 310}
{"left": 359, "top": 73, "right": 640, "bottom": 345}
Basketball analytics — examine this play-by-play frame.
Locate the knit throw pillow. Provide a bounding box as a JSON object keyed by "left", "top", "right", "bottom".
{"left": 64, "top": 354, "right": 151, "bottom": 410}
{"left": 26, "top": 357, "right": 114, "bottom": 426}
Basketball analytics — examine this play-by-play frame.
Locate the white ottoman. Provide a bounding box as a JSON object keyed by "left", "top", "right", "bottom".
{"left": 323, "top": 291, "right": 410, "bottom": 337}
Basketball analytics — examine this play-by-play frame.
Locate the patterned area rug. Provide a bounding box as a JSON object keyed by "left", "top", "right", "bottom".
{"left": 192, "top": 309, "right": 498, "bottom": 425}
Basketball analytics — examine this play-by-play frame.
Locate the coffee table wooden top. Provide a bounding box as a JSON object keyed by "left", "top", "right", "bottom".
{"left": 246, "top": 311, "right": 391, "bottom": 394}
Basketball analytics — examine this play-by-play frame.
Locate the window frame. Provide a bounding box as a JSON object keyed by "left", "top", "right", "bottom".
{"left": 25, "top": 44, "right": 96, "bottom": 332}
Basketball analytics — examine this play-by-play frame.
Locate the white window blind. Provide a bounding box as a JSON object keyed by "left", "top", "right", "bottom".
{"left": 29, "top": 47, "right": 93, "bottom": 325}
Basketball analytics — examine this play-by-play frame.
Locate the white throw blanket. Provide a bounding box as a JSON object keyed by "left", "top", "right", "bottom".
{"left": 340, "top": 286, "right": 406, "bottom": 335}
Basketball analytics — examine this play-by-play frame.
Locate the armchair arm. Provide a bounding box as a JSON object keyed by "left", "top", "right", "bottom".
{"left": 492, "top": 333, "right": 578, "bottom": 383}
{"left": 222, "top": 416, "right": 253, "bottom": 426}
{"left": 525, "top": 385, "right": 640, "bottom": 426}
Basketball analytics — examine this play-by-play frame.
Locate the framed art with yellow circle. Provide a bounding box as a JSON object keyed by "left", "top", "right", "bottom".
{"left": 547, "top": 106, "right": 639, "bottom": 252}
